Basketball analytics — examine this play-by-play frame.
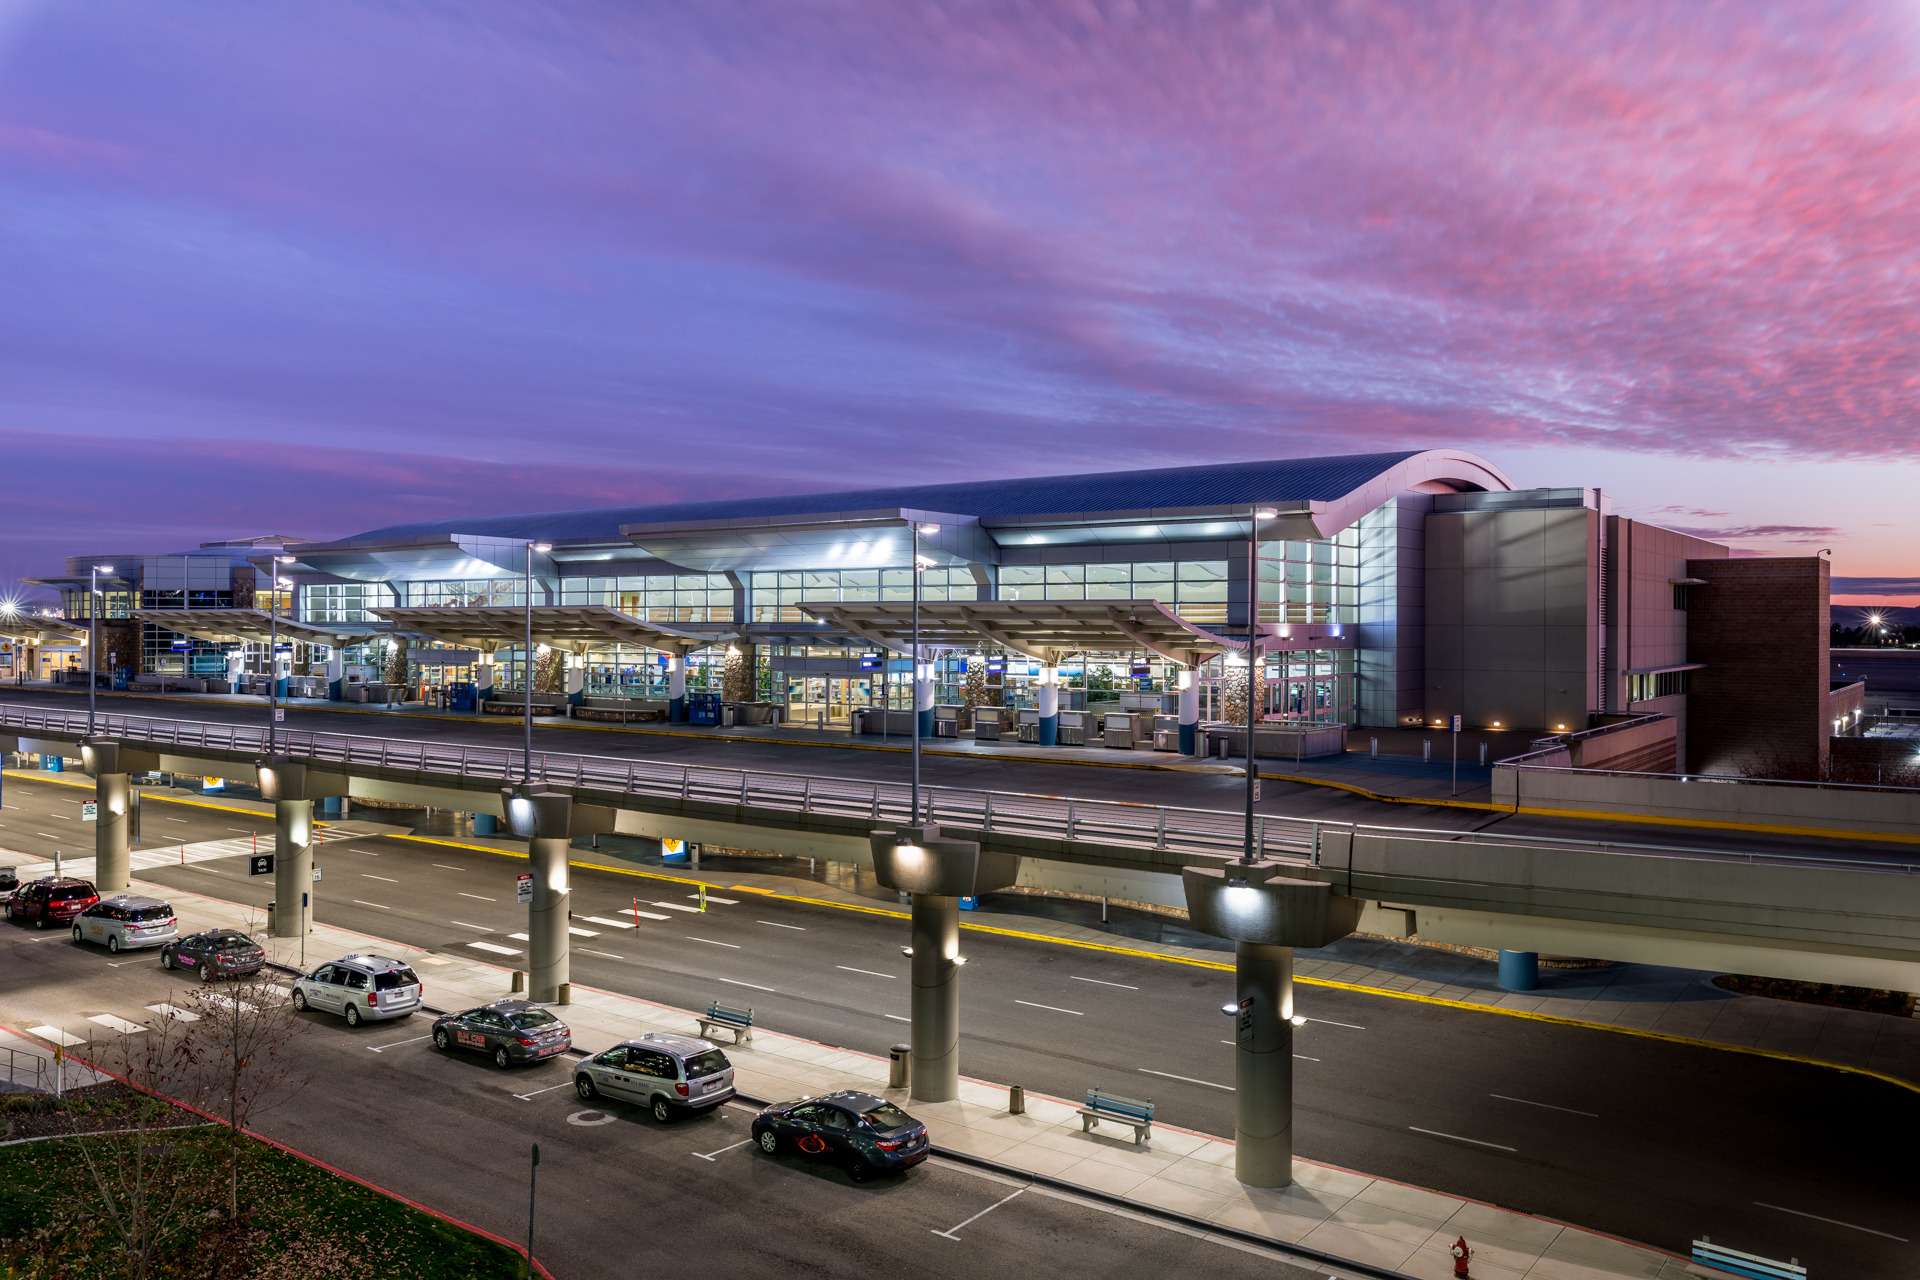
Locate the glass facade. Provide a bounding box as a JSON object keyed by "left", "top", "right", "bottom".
{"left": 60, "top": 589, "right": 133, "bottom": 619}
{"left": 559, "top": 574, "right": 734, "bottom": 623}
{"left": 1256, "top": 530, "right": 1360, "bottom": 625}
{"left": 406, "top": 579, "right": 526, "bottom": 608}
{"left": 303, "top": 582, "right": 396, "bottom": 623}
{"left": 751, "top": 568, "right": 978, "bottom": 623}
{"left": 997, "top": 561, "right": 1228, "bottom": 624}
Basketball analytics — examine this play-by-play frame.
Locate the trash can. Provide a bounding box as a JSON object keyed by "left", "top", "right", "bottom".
{"left": 888, "top": 1043, "right": 910, "bottom": 1089}
{"left": 1008, "top": 1084, "right": 1025, "bottom": 1115}
{"left": 266, "top": 901, "right": 277, "bottom": 934}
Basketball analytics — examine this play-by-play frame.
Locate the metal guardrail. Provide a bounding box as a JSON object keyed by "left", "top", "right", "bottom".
{"left": 1495, "top": 759, "right": 1920, "bottom": 796}
{"left": 1, "top": 1045, "right": 51, "bottom": 1095}
{"left": 4, "top": 702, "right": 1910, "bottom": 874}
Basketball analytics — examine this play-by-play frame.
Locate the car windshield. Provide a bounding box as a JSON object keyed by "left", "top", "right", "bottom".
{"left": 128, "top": 905, "right": 171, "bottom": 922}
{"left": 375, "top": 968, "right": 419, "bottom": 990}
{"left": 506, "top": 1009, "right": 558, "bottom": 1029}
{"left": 860, "top": 1102, "right": 914, "bottom": 1131}
{"left": 683, "top": 1050, "right": 729, "bottom": 1078}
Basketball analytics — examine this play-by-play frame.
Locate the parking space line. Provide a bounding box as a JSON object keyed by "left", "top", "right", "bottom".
{"left": 1409, "top": 1126, "right": 1516, "bottom": 1152}
{"left": 1752, "top": 1202, "right": 1908, "bottom": 1241}
{"left": 363, "top": 875, "right": 398, "bottom": 882}
{"left": 351, "top": 900, "right": 391, "bottom": 910}
{"left": 513, "top": 1081, "right": 576, "bottom": 1102}
{"left": 458, "top": 892, "right": 494, "bottom": 901}
{"left": 687, "top": 894, "right": 739, "bottom": 905}
{"left": 1219, "top": 1040, "right": 1320, "bottom": 1060}
{"left": 468, "top": 941, "right": 521, "bottom": 955}
{"left": 1300, "top": 1016, "right": 1366, "bottom": 1030}
{"left": 1490, "top": 1093, "right": 1598, "bottom": 1118}
{"left": 451, "top": 920, "right": 490, "bottom": 930}
{"left": 1140, "top": 1068, "right": 1231, "bottom": 1091}
{"left": 146, "top": 1003, "right": 200, "bottom": 1023}
{"left": 884, "top": 1014, "right": 910, "bottom": 1022}
{"left": 566, "top": 928, "right": 599, "bottom": 937}
{"left": 692, "top": 1137, "right": 755, "bottom": 1162}
{"left": 581, "top": 917, "right": 635, "bottom": 929}
{"left": 27, "top": 1026, "right": 84, "bottom": 1047}
{"left": 369, "top": 1034, "right": 433, "bottom": 1053}
{"left": 1070, "top": 976, "right": 1138, "bottom": 989}
{"left": 86, "top": 1015, "right": 146, "bottom": 1035}
{"left": 933, "top": 1186, "right": 1028, "bottom": 1240}
{"left": 651, "top": 901, "right": 702, "bottom": 913}
{"left": 837, "top": 966, "right": 895, "bottom": 979}
{"left": 1013, "top": 1000, "right": 1081, "bottom": 1016}
{"left": 433, "top": 864, "right": 466, "bottom": 871}
{"left": 717, "top": 977, "right": 775, "bottom": 992}
{"left": 508, "top": 933, "right": 530, "bottom": 940}
{"left": 758, "top": 921, "right": 804, "bottom": 930}
{"left": 687, "top": 937, "right": 739, "bottom": 948}
{"left": 580, "top": 949, "right": 624, "bottom": 960}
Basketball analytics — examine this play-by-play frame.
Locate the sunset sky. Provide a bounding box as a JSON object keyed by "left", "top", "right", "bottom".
{"left": 1, "top": 1, "right": 1914, "bottom": 601}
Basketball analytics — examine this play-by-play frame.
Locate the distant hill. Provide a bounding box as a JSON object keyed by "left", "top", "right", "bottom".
{"left": 1833, "top": 604, "right": 1920, "bottom": 631}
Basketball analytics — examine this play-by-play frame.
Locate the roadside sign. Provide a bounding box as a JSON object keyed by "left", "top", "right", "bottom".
{"left": 80, "top": 802, "right": 98, "bottom": 821}
{"left": 1451, "top": 714, "right": 1462, "bottom": 733}
{"left": 249, "top": 854, "right": 275, "bottom": 877}
{"left": 203, "top": 777, "right": 225, "bottom": 791}
{"left": 516, "top": 873, "right": 534, "bottom": 904}
{"left": 1235, "top": 997, "right": 1255, "bottom": 1044}
{"left": 273, "top": 708, "right": 285, "bottom": 722}
{"left": 311, "top": 866, "right": 322, "bottom": 882}
{"left": 1251, "top": 778, "right": 1261, "bottom": 802}
{"left": 662, "top": 838, "right": 687, "bottom": 860}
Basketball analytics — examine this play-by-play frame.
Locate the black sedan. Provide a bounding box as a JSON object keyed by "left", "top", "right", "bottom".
{"left": 751, "top": 1090, "right": 929, "bottom": 1182}
{"left": 161, "top": 928, "right": 266, "bottom": 981}
{"left": 432, "top": 1000, "right": 572, "bottom": 1069}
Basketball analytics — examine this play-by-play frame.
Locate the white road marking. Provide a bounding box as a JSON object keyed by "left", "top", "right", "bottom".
{"left": 513, "top": 1081, "right": 576, "bottom": 1101}
{"left": 1752, "top": 1202, "right": 1908, "bottom": 1241}
{"left": 1140, "top": 1068, "right": 1232, "bottom": 1091}
{"left": 35, "top": 833, "right": 60, "bottom": 839}
{"left": 884, "top": 1014, "right": 910, "bottom": 1022}
{"left": 758, "top": 921, "right": 804, "bottom": 930}
{"left": 692, "top": 1137, "right": 755, "bottom": 1161}
{"left": 630, "top": 909, "right": 670, "bottom": 920}
{"left": 28, "top": 1026, "right": 84, "bottom": 1046}
{"left": 351, "top": 900, "right": 391, "bottom": 910}
{"left": 1299, "top": 1016, "right": 1366, "bottom": 1030}
{"left": 162, "top": 817, "right": 187, "bottom": 822}
{"left": 933, "top": 1186, "right": 1028, "bottom": 1240}
{"left": 567, "top": 928, "right": 599, "bottom": 937}
{"left": 468, "top": 941, "right": 522, "bottom": 955}
{"left": 450, "top": 920, "right": 490, "bottom": 930}
{"left": 1219, "top": 1040, "right": 1321, "bottom": 1060}
{"left": 86, "top": 1015, "right": 146, "bottom": 1035}
{"left": 687, "top": 936, "right": 739, "bottom": 948}
{"left": 579, "top": 949, "right": 623, "bottom": 960}
{"left": 837, "top": 966, "right": 895, "bottom": 979}
{"left": 687, "top": 893, "right": 738, "bottom": 905}
{"left": 581, "top": 916, "right": 635, "bottom": 929}
{"left": 458, "top": 892, "right": 495, "bottom": 901}
{"left": 1408, "top": 1127, "right": 1516, "bottom": 1152}
{"left": 508, "top": 932, "right": 530, "bottom": 941}
{"left": 1014, "top": 1000, "right": 1081, "bottom": 1016}
{"left": 146, "top": 1003, "right": 200, "bottom": 1022}
{"left": 1070, "top": 976, "right": 1138, "bottom": 989}
{"left": 1489, "top": 1093, "right": 1599, "bottom": 1118}
{"left": 363, "top": 874, "right": 397, "bottom": 882}
{"left": 433, "top": 864, "right": 465, "bottom": 871}
{"left": 368, "top": 1034, "right": 433, "bottom": 1053}
{"left": 717, "top": 977, "right": 775, "bottom": 991}
{"left": 651, "top": 901, "right": 702, "bottom": 913}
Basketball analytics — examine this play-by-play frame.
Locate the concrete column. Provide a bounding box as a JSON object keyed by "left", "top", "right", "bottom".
{"left": 272, "top": 799, "right": 314, "bottom": 939}
{"left": 1234, "top": 942, "right": 1295, "bottom": 1187}
{"left": 915, "top": 666, "right": 935, "bottom": 739}
{"left": 909, "top": 893, "right": 961, "bottom": 1102}
{"left": 564, "top": 657, "right": 584, "bottom": 707}
{"left": 1037, "top": 667, "right": 1059, "bottom": 746}
{"left": 1498, "top": 950, "right": 1539, "bottom": 991}
{"left": 1178, "top": 668, "right": 1199, "bottom": 755}
{"left": 326, "top": 651, "right": 345, "bottom": 701}
{"left": 668, "top": 657, "right": 686, "bottom": 722}
{"left": 475, "top": 660, "right": 494, "bottom": 703}
{"left": 93, "top": 768, "right": 131, "bottom": 894}
{"left": 528, "top": 836, "right": 572, "bottom": 1002}
{"left": 226, "top": 651, "right": 245, "bottom": 687}
{"left": 273, "top": 649, "right": 290, "bottom": 700}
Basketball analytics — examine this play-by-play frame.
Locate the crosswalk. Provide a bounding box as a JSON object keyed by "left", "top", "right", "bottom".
{"left": 25, "top": 987, "right": 289, "bottom": 1051}
{"left": 460, "top": 892, "right": 742, "bottom": 958}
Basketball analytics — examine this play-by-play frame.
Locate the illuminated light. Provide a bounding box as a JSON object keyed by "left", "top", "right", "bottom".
{"left": 1220, "top": 1002, "right": 1238, "bottom": 1016}
{"left": 532, "top": 542, "right": 552, "bottom": 553}
{"left": 1254, "top": 508, "right": 1278, "bottom": 519}
{"left": 952, "top": 956, "right": 967, "bottom": 966}
{"left": 901, "top": 947, "right": 913, "bottom": 956}
{"left": 917, "top": 523, "right": 941, "bottom": 535}
{"left": 1290, "top": 1015, "right": 1307, "bottom": 1027}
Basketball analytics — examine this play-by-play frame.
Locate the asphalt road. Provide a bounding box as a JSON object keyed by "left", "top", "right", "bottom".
{"left": 6, "top": 687, "right": 1917, "bottom": 865}
{"left": 4, "top": 779, "right": 1914, "bottom": 1274}
{"left": 0, "top": 923, "right": 1323, "bottom": 1280}
{"left": 1832, "top": 649, "right": 1920, "bottom": 702}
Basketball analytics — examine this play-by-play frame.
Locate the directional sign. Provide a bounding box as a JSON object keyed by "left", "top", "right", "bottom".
{"left": 249, "top": 854, "right": 275, "bottom": 877}
{"left": 312, "top": 866, "right": 323, "bottom": 882}
{"left": 80, "top": 802, "right": 98, "bottom": 822}
{"left": 1235, "top": 997, "right": 1255, "bottom": 1044}
{"left": 273, "top": 709, "right": 285, "bottom": 723}
{"left": 1451, "top": 714, "right": 1462, "bottom": 733}
{"left": 516, "top": 873, "right": 534, "bottom": 904}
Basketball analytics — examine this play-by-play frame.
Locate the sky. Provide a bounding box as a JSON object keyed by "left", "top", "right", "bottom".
{"left": 0, "top": 0, "right": 1915, "bottom": 602}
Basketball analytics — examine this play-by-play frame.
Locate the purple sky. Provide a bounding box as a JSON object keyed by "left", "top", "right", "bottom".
{"left": 2, "top": 1, "right": 1916, "bottom": 600}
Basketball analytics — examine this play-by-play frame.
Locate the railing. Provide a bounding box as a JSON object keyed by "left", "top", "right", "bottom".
{"left": 1, "top": 1045, "right": 51, "bottom": 1094}
{"left": 5, "top": 701, "right": 1912, "bottom": 874}
{"left": 1495, "top": 759, "right": 1920, "bottom": 796}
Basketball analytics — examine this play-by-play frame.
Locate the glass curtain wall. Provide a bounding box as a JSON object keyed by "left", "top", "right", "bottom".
{"left": 997, "top": 562, "right": 1229, "bottom": 625}
{"left": 1256, "top": 531, "right": 1360, "bottom": 625}
{"left": 1194, "top": 649, "right": 1357, "bottom": 726}
{"left": 302, "top": 583, "right": 396, "bottom": 623}
{"left": 751, "top": 568, "right": 978, "bottom": 623}
{"left": 560, "top": 575, "right": 734, "bottom": 623}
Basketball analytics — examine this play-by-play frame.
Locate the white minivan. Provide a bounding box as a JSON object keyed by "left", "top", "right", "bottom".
{"left": 72, "top": 894, "right": 178, "bottom": 953}
{"left": 290, "top": 953, "right": 423, "bottom": 1026}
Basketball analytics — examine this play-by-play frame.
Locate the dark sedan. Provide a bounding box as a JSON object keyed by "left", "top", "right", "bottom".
{"left": 751, "top": 1090, "right": 929, "bottom": 1182}
{"left": 432, "top": 1000, "right": 572, "bottom": 1069}
{"left": 161, "top": 928, "right": 267, "bottom": 981}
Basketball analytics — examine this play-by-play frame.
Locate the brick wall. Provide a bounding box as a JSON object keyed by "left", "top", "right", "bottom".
{"left": 1684, "top": 557, "right": 1830, "bottom": 777}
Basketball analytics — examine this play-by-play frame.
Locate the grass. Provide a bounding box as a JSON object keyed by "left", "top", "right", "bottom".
{"left": 0, "top": 1119, "right": 527, "bottom": 1279}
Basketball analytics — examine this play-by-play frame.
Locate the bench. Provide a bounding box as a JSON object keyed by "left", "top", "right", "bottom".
{"left": 697, "top": 1001, "right": 755, "bottom": 1045}
{"left": 1078, "top": 1087, "right": 1153, "bottom": 1145}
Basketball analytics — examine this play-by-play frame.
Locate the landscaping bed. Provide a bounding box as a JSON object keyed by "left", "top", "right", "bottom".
{"left": 1712, "top": 973, "right": 1917, "bottom": 1016}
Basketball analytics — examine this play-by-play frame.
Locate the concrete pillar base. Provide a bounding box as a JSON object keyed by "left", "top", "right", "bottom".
{"left": 908, "top": 893, "right": 961, "bottom": 1103}
{"left": 93, "top": 771, "right": 131, "bottom": 894}
{"left": 272, "top": 799, "right": 315, "bottom": 939}
{"left": 528, "top": 835, "right": 572, "bottom": 1002}
{"left": 1234, "top": 941, "right": 1295, "bottom": 1188}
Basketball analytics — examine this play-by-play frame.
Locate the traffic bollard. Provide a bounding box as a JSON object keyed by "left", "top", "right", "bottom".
{"left": 512, "top": 970, "right": 526, "bottom": 993}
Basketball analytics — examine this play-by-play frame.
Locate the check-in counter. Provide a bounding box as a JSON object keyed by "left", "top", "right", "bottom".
{"left": 1058, "top": 709, "right": 1090, "bottom": 746}
{"left": 972, "top": 707, "right": 1007, "bottom": 740}
{"left": 1104, "top": 710, "right": 1151, "bottom": 749}
{"left": 1151, "top": 714, "right": 1182, "bottom": 751}
{"left": 934, "top": 705, "right": 962, "bottom": 737}
{"left": 1016, "top": 708, "right": 1040, "bottom": 743}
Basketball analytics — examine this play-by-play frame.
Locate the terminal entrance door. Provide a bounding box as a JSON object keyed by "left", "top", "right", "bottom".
{"left": 786, "top": 676, "right": 873, "bottom": 724}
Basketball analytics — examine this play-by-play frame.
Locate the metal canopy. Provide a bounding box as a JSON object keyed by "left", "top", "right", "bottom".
{"left": 0, "top": 620, "right": 88, "bottom": 645}
{"left": 794, "top": 599, "right": 1243, "bottom": 666}
{"left": 371, "top": 606, "right": 733, "bottom": 656}
{"left": 134, "top": 610, "right": 374, "bottom": 648}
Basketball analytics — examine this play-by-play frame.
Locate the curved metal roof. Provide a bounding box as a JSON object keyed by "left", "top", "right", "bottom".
{"left": 338, "top": 450, "right": 1506, "bottom": 545}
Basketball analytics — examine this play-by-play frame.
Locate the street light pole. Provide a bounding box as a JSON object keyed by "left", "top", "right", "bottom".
{"left": 88, "top": 565, "right": 110, "bottom": 733}
{"left": 266, "top": 556, "right": 295, "bottom": 752}
{"left": 1244, "top": 509, "right": 1276, "bottom": 859}
{"left": 524, "top": 542, "right": 551, "bottom": 783}
{"left": 910, "top": 522, "right": 940, "bottom": 826}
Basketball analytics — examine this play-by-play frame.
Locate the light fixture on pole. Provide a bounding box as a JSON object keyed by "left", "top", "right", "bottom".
{"left": 87, "top": 565, "right": 111, "bottom": 733}
{"left": 267, "top": 556, "right": 295, "bottom": 750}
{"left": 910, "top": 522, "right": 940, "bottom": 825}
{"left": 524, "top": 541, "right": 552, "bottom": 782}
{"left": 1244, "top": 509, "right": 1277, "bottom": 858}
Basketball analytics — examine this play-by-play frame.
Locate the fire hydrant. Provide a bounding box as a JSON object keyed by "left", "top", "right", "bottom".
{"left": 1450, "top": 1236, "right": 1472, "bottom": 1277}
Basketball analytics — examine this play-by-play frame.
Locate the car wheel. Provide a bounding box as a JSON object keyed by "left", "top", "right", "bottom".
{"left": 575, "top": 1075, "right": 596, "bottom": 1100}
{"left": 35, "top": 916, "right": 46, "bottom": 929}
{"left": 71, "top": 926, "right": 83, "bottom": 943}
{"left": 757, "top": 1129, "right": 779, "bottom": 1155}
{"left": 107, "top": 935, "right": 120, "bottom": 954}
{"left": 494, "top": 1046, "right": 511, "bottom": 1069}
{"left": 847, "top": 1159, "right": 874, "bottom": 1184}
{"left": 291, "top": 989, "right": 308, "bottom": 1011}
{"left": 651, "top": 1096, "right": 675, "bottom": 1124}
{"left": 200, "top": 963, "right": 213, "bottom": 984}
{"left": 433, "top": 1028, "right": 450, "bottom": 1050}
{"left": 345, "top": 1003, "right": 363, "bottom": 1028}
{"left": 161, "top": 949, "right": 173, "bottom": 970}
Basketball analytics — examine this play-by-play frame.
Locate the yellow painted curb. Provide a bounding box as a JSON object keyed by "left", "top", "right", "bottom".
{"left": 2, "top": 769, "right": 281, "bottom": 820}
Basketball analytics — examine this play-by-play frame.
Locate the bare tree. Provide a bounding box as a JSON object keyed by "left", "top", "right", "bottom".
{"left": 182, "top": 968, "right": 313, "bottom": 1220}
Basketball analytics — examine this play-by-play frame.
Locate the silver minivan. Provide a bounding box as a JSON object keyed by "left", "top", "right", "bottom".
{"left": 290, "top": 953, "right": 423, "bottom": 1026}
{"left": 71, "top": 894, "right": 178, "bottom": 953}
{"left": 573, "top": 1032, "right": 734, "bottom": 1122}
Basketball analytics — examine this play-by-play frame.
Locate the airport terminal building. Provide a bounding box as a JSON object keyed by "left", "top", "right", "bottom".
{"left": 19, "top": 449, "right": 1842, "bottom": 774}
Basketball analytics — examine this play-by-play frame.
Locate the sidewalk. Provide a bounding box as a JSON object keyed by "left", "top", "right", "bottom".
{"left": 99, "top": 872, "right": 1687, "bottom": 1280}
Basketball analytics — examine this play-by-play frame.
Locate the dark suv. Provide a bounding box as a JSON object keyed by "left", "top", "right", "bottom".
{"left": 7, "top": 878, "right": 99, "bottom": 929}
{"left": 752, "top": 1090, "right": 929, "bottom": 1182}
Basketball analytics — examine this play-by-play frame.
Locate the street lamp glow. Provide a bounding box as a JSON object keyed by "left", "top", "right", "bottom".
{"left": 532, "top": 542, "right": 552, "bottom": 553}
{"left": 1253, "top": 508, "right": 1278, "bottom": 519}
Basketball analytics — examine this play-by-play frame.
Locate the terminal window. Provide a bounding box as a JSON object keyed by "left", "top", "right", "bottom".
{"left": 405, "top": 579, "right": 524, "bottom": 609}
{"left": 560, "top": 575, "right": 734, "bottom": 623}
{"left": 751, "top": 568, "right": 978, "bottom": 623}
{"left": 998, "top": 561, "right": 1228, "bottom": 624}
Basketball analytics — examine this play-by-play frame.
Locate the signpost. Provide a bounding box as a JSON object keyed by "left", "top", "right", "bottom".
{"left": 249, "top": 854, "right": 275, "bottom": 877}
{"left": 1451, "top": 713, "right": 1462, "bottom": 796}
{"left": 516, "top": 873, "right": 533, "bottom": 905}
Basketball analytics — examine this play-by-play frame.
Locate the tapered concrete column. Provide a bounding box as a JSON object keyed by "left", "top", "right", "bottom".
{"left": 915, "top": 667, "right": 935, "bottom": 738}
{"left": 564, "top": 657, "right": 584, "bottom": 707}
{"left": 667, "top": 657, "right": 686, "bottom": 723}
{"left": 909, "top": 893, "right": 961, "bottom": 1102}
{"left": 1178, "top": 668, "right": 1199, "bottom": 755}
{"left": 1234, "top": 942, "right": 1295, "bottom": 1187}
{"left": 527, "top": 836, "right": 572, "bottom": 1001}
{"left": 1036, "top": 667, "right": 1059, "bottom": 747}
{"left": 256, "top": 757, "right": 314, "bottom": 939}
{"left": 326, "top": 651, "right": 345, "bottom": 700}
{"left": 82, "top": 741, "right": 132, "bottom": 894}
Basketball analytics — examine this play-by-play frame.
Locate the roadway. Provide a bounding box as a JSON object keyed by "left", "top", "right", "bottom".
{"left": 1832, "top": 648, "right": 1920, "bottom": 702}
{"left": 6, "top": 688, "right": 1917, "bottom": 866}
{"left": 3, "top": 777, "right": 1914, "bottom": 1274}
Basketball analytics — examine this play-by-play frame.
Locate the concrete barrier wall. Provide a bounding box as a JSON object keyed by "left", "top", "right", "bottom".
{"left": 1492, "top": 764, "right": 1920, "bottom": 837}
